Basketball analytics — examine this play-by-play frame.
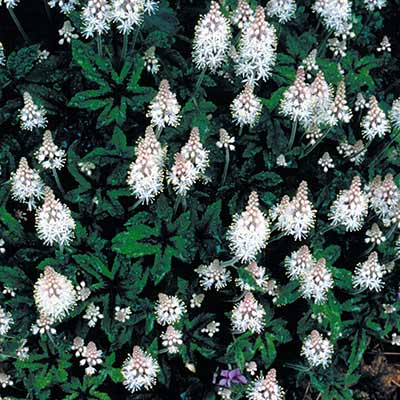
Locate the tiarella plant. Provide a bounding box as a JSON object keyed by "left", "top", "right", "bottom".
{"left": 0, "top": 0, "right": 399, "bottom": 399}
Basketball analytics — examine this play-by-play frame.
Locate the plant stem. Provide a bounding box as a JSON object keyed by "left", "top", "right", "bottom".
{"left": 370, "top": 129, "right": 400, "bottom": 168}
{"left": 155, "top": 126, "right": 163, "bottom": 139}
{"left": 131, "top": 28, "right": 140, "bottom": 50}
{"left": 220, "top": 256, "right": 240, "bottom": 268}
{"left": 238, "top": 125, "right": 244, "bottom": 137}
{"left": 192, "top": 67, "right": 206, "bottom": 104}
{"left": 120, "top": 33, "right": 130, "bottom": 65}
{"left": 182, "top": 196, "right": 187, "bottom": 212}
{"left": 43, "top": 0, "right": 52, "bottom": 23}
{"left": 8, "top": 9, "right": 30, "bottom": 43}
{"left": 130, "top": 199, "right": 142, "bottom": 211}
{"left": 221, "top": 148, "right": 230, "bottom": 185}
{"left": 300, "top": 128, "right": 332, "bottom": 159}
{"left": 52, "top": 169, "right": 65, "bottom": 196}
{"left": 173, "top": 196, "right": 181, "bottom": 215}
{"left": 288, "top": 118, "right": 298, "bottom": 150}
{"left": 96, "top": 34, "right": 103, "bottom": 58}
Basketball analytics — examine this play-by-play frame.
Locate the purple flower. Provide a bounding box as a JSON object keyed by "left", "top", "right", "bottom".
{"left": 218, "top": 368, "right": 247, "bottom": 387}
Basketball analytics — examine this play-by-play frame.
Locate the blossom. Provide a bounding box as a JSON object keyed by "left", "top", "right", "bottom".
{"left": 115, "top": 306, "right": 132, "bottom": 322}
{"left": 143, "top": 46, "right": 160, "bottom": 75}
{"left": 235, "top": 6, "right": 277, "bottom": 84}
{"left": 1, "top": 0, "right": 20, "bottom": 9}
{"left": 112, "top": 0, "right": 145, "bottom": 34}
{"left": 0, "top": 42, "right": 5, "bottom": 66}
{"left": 231, "top": 292, "right": 265, "bottom": 334}
{"left": 337, "top": 139, "right": 366, "bottom": 165}
{"left": 301, "top": 330, "right": 333, "bottom": 368}
{"left": 355, "top": 93, "right": 367, "bottom": 112}
{"left": 78, "top": 161, "right": 96, "bottom": 176}
{"left": 377, "top": 36, "right": 391, "bottom": 52}
{"left": 190, "top": 293, "right": 205, "bottom": 308}
{"left": 246, "top": 369, "right": 285, "bottom": 400}
{"left": 302, "top": 49, "right": 319, "bottom": 78}
{"left": 192, "top": 1, "right": 231, "bottom": 72}
{"left": 236, "top": 262, "right": 272, "bottom": 293}
{"left": 266, "top": 0, "right": 296, "bottom": 23}
{"left": 83, "top": 303, "right": 104, "bottom": 327}
{"left": 0, "top": 306, "right": 13, "bottom": 336}
{"left": 35, "top": 130, "right": 66, "bottom": 170}
{"left": 147, "top": 79, "right": 181, "bottom": 129}
{"left": 364, "top": 0, "right": 387, "bottom": 11}
{"left": 31, "top": 314, "right": 56, "bottom": 335}
{"left": 0, "top": 371, "right": 13, "bottom": 388}
{"left": 37, "top": 49, "right": 50, "bottom": 63}
{"left": 312, "top": 0, "right": 352, "bottom": 38}
{"left": 48, "top": 0, "right": 78, "bottom": 13}
{"left": 81, "top": 0, "right": 112, "bottom": 38}
{"left": 167, "top": 152, "right": 197, "bottom": 196}
{"left": 276, "top": 154, "right": 287, "bottom": 167}
{"left": 318, "top": 152, "right": 335, "bottom": 172}
{"left": 285, "top": 245, "right": 314, "bottom": 280}
{"left": 353, "top": 252, "right": 386, "bottom": 292}
{"left": 71, "top": 337, "right": 85, "bottom": 357}
{"left": 34, "top": 266, "right": 77, "bottom": 322}
{"left": 365, "top": 223, "right": 385, "bottom": 245}
{"left": 10, "top": 157, "right": 44, "bottom": 210}
{"left": 16, "top": 343, "right": 29, "bottom": 360}
{"left": 271, "top": 181, "right": 316, "bottom": 240}
{"left": 367, "top": 174, "right": 400, "bottom": 226}
{"left": 217, "top": 128, "right": 235, "bottom": 151}
{"left": 308, "top": 71, "right": 334, "bottom": 128}
{"left": 180, "top": 127, "right": 209, "bottom": 179}
{"left": 76, "top": 281, "right": 91, "bottom": 301}
{"left": 231, "top": 0, "right": 254, "bottom": 29}
{"left": 121, "top": 346, "right": 160, "bottom": 392}
{"left": 196, "top": 259, "right": 231, "bottom": 291}
{"left": 231, "top": 84, "right": 262, "bottom": 128}
{"left": 80, "top": 341, "right": 103, "bottom": 375}
{"left": 330, "top": 80, "right": 352, "bottom": 124}
{"left": 246, "top": 361, "right": 257, "bottom": 376}
{"left": 280, "top": 66, "right": 312, "bottom": 124}
{"left": 329, "top": 176, "right": 369, "bottom": 231}
{"left": 35, "top": 187, "right": 75, "bottom": 247}
{"left": 58, "top": 20, "right": 79, "bottom": 44}
{"left": 155, "top": 293, "right": 186, "bottom": 326}
{"left": 127, "top": 126, "right": 167, "bottom": 204}
{"left": 361, "top": 96, "right": 390, "bottom": 141}
{"left": 201, "top": 320, "right": 220, "bottom": 337}
{"left": 219, "top": 368, "right": 247, "bottom": 387}
{"left": 227, "top": 192, "right": 270, "bottom": 262}
{"left": 19, "top": 92, "right": 47, "bottom": 131}
{"left": 390, "top": 97, "right": 400, "bottom": 130}
{"left": 161, "top": 326, "right": 183, "bottom": 354}
{"left": 299, "top": 258, "right": 333, "bottom": 304}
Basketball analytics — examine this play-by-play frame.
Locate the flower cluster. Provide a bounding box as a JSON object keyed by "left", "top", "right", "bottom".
{"left": 192, "top": 1, "right": 231, "bottom": 72}
{"left": 227, "top": 192, "right": 270, "bottom": 262}
{"left": 301, "top": 330, "right": 334, "bottom": 368}
{"left": 272, "top": 181, "right": 316, "bottom": 240}
{"left": 127, "top": 126, "right": 167, "bottom": 204}
{"left": 235, "top": 6, "right": 277, "bottom": 84}
{"left": 329, "top": 176, "right": 369, "bottom": 231}
{"left": 19, "top": 92, "right": 47, "bottom": 131}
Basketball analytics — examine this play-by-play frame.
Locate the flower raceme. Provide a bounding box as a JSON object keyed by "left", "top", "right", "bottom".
{"left": 147, "top": 79, "right": 181, "bottom": 130}
{"left": 121, "top": 346, "right": 160, "bottom": 393}
{"left": 10, "top": 158, "right": 44, "bottom": 211}
{"left": 35, "top": 187, "right": 76, "bottom": 248}
{"left": 227, "top": 191, "right": 270, "bottom": 263}
{"left": 126, "top": 126, "right": 167, "bottom": 204}
{"left": 235, "top": 6, "right": 277, "bottom": 84}
{"left": 271, "top": 181, "right": 316, "bottom": 241}
{"left": 192, "top": 1, "right": 231, "bottom": 72}
{"left": 329, "top": 176, "right": 369, "bottom": 232}
{"left": 33, "top": 266, "right": 77, "bottom": 322}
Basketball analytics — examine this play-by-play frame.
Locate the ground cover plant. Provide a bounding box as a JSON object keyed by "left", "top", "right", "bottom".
{"left": 0, "top": 0, "right": 400, "bottom": 399}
